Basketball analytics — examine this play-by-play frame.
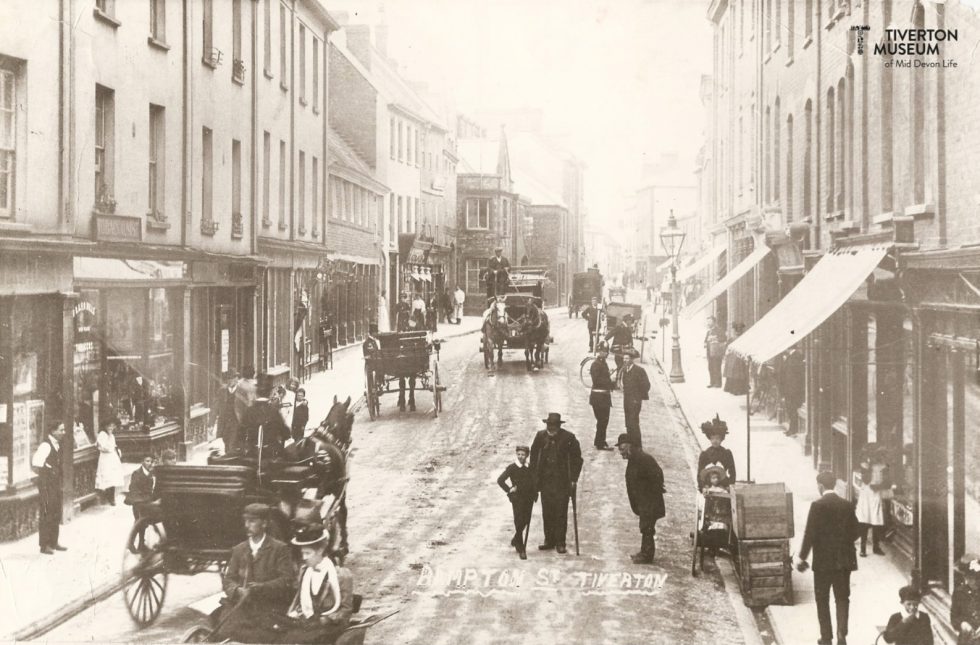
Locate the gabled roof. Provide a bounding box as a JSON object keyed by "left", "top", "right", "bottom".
{"left": 457, "top": 138, "right": 504, "bottom": 175}
{"left": 327, "top": 126, "right": 373, "bottom": 176}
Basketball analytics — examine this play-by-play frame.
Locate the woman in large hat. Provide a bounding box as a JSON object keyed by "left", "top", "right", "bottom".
{"left": 696, "top": 414, "right": 736, "bottom": 489}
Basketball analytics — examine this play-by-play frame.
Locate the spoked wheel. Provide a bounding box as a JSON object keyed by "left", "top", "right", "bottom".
{"left": 122, "top": 517, "right": 169, "bottom": 627}
{"left": 579, "top": 356, "right": 595, "bottom": 388}
{"left": 365, "top": 366, "right": 379, "bottom": 421}
{"left": 432, "top": 362, "right": 442, "bottom": 418}
{"left": 180, "top": 625, "right": 214, "bottom": 643}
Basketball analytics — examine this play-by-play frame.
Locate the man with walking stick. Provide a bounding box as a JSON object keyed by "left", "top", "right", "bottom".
{"left": 497, "top": 445, "right": 536, "bottom": 560}
{"left": 530, "top": 413, "right": 583, "bottom": 555}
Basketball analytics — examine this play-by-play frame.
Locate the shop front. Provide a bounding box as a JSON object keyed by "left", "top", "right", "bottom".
{"left": 72, "top": 257, "right": 187, "bottom": 461}
{"left": 399, "top": 234, "right": 449, "bottom": 314}
{"left": 902, "top": 249, "right": 980, "bottom": 632}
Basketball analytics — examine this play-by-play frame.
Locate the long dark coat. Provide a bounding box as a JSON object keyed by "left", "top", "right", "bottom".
{"left": 240, "top": 399, "right": 291, "bottom": 458}
{"left": 529, "top": 428, "right": 583, "bottom": 495}
{"left": 625, "top": 450, "right": 666, "bottom": 520}
{"left": 589, "top": 357, "right": 614, "bottom": 407}
{"left": 621, "top": 364, "right": 650, "bottom": 403}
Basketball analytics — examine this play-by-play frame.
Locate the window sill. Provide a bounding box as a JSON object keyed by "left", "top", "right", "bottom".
{"left": 904, "top": 202, "right": 936, "bottom": 220}
{"left": 280, "top": 81, "right": 289, "bottom": 93}
{"left": 298, "top": 227, "right": 306, "bottom": 236}
{"left": 264, "top": 68, "right": 274, "bottom": 80}
{"left": 803, "top": 35, "right": 813, "bottom": 49}
{"left": 0, "top": 220, "right": 32, "bottom": 233}
{"left": 772, "top": 41, "right": 781, "bottom": 55}
{"left": 262, "top": 218, "right": 272, "bottom": 228}
{"left": 278, "top": 221, "right": 287, "bottom": 231}
{"left": 872, "top": 211, "right": 896, "bottom": 226}
{"left": 764, "top": 52, "right": 772, "bottom": 65}
{"left": 202, "top": 56, "right": 218, "bottom": 70}
{"left": 823, "top": 210, "right": 846, "bottom": 221}
{"left": 93, "top": 7, "right": 121, "bottom": 28}
{"left": 232, "top": 73, "right": 245, "bottom": 86}
{"left": 785, "top": 55, "right": 794, "bottom": 67}
{"left": 200, "top": 220, "right": 219, "bottom": 236}
{"left": 146, "top": 216, "right": 171, "bottom": 232}
{"left": 299, "top": 98, "right": 308, "bottom": 107}
{"left": 147, "top": 36, "right": 170, "bottom": 51}
{"left": 313, "top": 107, "right": 320, "bottom": 115}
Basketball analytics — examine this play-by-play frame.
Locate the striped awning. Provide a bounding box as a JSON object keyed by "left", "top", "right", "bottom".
{"left": 682, "top": 245, "right": 771, "bottom": 316}
{"left": 676, "top": 244, "right": 727, "bottom": 281}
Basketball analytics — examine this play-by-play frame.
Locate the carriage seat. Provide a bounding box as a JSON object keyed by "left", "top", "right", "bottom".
{"left": 154, "top": 464, "right": 254, "bottom": 498}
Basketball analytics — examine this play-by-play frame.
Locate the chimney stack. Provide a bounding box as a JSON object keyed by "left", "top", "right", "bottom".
{"left": 375, "top": 24, "right": 389, "bottom": 60}
{"left": 345, "top": 24, "right": 371, "bottom": 70}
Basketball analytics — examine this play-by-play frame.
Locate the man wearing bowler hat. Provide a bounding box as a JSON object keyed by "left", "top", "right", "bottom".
{"left": 530, "top": 413, "right": 583, "bottom": 554}
{"left": 240, "top": 374, "right": 291, "bottom": 460}
{"left": 621, "top": 348, "right": 650, "bottom": 449}
{"left": 217, "top": 503, "right": 296, "bottom": 642}
{"left": 616, "top": 433, "right": 665, "bottom": 564}
{"left": 486, "top": 246, "right": 511, "bottom": 298}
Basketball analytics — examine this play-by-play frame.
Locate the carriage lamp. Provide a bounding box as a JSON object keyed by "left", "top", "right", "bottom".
{"left": 659, "top": 210, "right": 686, "bottom": 383}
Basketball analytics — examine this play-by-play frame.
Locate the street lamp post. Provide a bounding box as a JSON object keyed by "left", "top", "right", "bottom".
{"left": 660, "top": 210, "right": 686, "bottom": 383}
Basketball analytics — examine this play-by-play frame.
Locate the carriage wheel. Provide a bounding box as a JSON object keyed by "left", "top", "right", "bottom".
{"left": 579, "top": 356, "right": 595, "bottom": 388}
{"left": 432, "top": 363, "right": 442, "bottom": 417}
{"left": 122, "top": 518, "right": 169, "bottom": 627}
{"left": 180, "top": 625, "right": 214, "bottom": 643}
{"left": 365, "top": 366, "right": 379, "bottom": 421}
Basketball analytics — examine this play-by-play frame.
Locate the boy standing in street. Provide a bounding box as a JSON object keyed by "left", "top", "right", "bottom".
{"left": 496, "top": 445, "right": 536, "bottom": 560}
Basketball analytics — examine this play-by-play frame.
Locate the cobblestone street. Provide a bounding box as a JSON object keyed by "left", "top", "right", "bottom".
{"left": 45, "top": 315, "right": 750, "bottom": 644}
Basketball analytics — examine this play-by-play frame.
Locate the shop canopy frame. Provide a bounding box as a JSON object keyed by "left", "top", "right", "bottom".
{"left": 675, "top": 244, "right": 727, "bottom": 282}
{"left": 682, "top": 245, "right": 771, "bottom": 317}
{"left": 723, "top": 243, "right": 890, "bottom": 482}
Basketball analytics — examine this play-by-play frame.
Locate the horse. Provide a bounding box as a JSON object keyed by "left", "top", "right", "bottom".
{"left": 482, "top": 301, "right": 508, "bottom": 370}
{"left": 522, "top": 304, "right": 550, "bottom": 370}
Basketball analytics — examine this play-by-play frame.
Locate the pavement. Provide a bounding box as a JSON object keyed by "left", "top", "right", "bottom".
{"left": 639, "top": 290, "right": 916, "bottom": 645}
{"left": 0, "top": 316, "right": 487, "bottom": 642}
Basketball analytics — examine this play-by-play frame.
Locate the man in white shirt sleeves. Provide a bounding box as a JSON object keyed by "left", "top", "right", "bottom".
{"left": 31, "top": 423, "right": 68, "bottom": 554}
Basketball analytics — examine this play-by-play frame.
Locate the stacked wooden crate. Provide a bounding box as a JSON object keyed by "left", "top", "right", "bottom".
{"left": 731, "top": 483, "right": 794, "bottom": 607}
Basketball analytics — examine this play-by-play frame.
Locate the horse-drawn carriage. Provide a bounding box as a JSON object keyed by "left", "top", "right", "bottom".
{"left": 364, "top": 331, "right": 444, "bottom": 419}
{"left": 121, "top": 400, "right": 355, "bottom": 629}
{"left": 570, "top": 269, "right": 603, "bottom": 318}
{"left": 480, "top": 293, "right": 551, "bottom": 371}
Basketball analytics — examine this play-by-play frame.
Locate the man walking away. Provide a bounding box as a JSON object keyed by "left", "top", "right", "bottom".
{"left": 621, "top": 349, "right": 650, "bottom": 449}
{"left": 31, "top": 423, "right": 68, "bottom": 554}
{"left": 589, "top": 343, "right": 614, "bottom": 450}
{"left": 530, "top": 413, "right": 583, "bottom": 554}
{"left": 616, "top": 433, "right": 665, "bottom": 564}
{"left": 496, "top": 445, "right": 536, "bottom": 560}
{"left": 583, "top": 297, "right": 601, "bottom": 352}
{"left": 795, "top": 471, "right": 860, "bottom": 645}
{"left": 704, "top": 316, "right": 727, "bottom": 388}
{"left": 453, "top": 285, "right": 466, "bottom": 324}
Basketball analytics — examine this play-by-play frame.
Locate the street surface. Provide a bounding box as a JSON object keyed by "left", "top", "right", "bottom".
{"left": 46, "top": 314, "right": 747, "bottom": 644}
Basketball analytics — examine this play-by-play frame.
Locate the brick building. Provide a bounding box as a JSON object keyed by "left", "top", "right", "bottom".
{"left": 701, "top": 0, "right": 980, "bottom": 631}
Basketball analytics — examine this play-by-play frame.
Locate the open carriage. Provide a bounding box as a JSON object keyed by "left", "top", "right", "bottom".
{"left": 122, "top": 404, "right": 354, "bottom": 628}
{"left": 479, "top": 293, "right": 551, "bottom": 371}
{"left": 363, "top": 330, "right": 444, "bottom": 419}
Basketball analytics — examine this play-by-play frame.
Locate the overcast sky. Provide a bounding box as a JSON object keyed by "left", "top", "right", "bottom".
{"left": 335, "top": 0, "right": 713, "bottom": 225}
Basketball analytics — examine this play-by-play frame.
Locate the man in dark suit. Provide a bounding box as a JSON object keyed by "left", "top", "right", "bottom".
{"left": 530, "top": 413, "right": 583, "bottom": 554}
{"left": 217, "top": 370, "right": 242, "bottom": 453}
{"left": 486, "top": 247, "right": 511, "bottom": 298}
{"left": 290, "top": 388, "right": 309, "bottom": 443}
{"left": 497, "top": 445, "right": 536, "bottom": 560}
{"left": 239, "top": 374, "right": 291, "bottom": 460}
{"left": 605, "top": 314, "right": 635, "bottom": 371}
{"left": 216, "top": 503, "right": 297, "bottom": 643}
{"left": 795, "top": 471, "right": 860, "bottom": 645}
{"left": 589, "top": 343, "right": 614, "bottom": 450}
{"left": 616, "top": 433, "right": 665, "bottom": 564}
{"left": 621, "top": 349, "right": 650, "bottom": 449}
{"left": 583, "top": 297, "right": 601, "bottom": 351}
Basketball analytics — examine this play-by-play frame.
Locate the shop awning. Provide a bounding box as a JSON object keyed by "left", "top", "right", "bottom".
{"left": 726, "top": 244, "right": 889, "bottom": 364}
{"left": 74, "top": 257, "right": 187, "bottom": 282}
{"left": 682, "top": 245, "right": 771, "bottom": 316}
{"left": 676, "top": 244, "right": 726, "bottom": 281}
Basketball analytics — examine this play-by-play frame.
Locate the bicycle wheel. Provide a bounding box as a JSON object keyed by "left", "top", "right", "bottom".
{"left": 579, "top": 356, "right": 595, "bottom": 388}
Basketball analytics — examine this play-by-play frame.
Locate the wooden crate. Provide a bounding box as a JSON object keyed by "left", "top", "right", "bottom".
{"left": 732, "top": 483, "right": 794, "bottom": 539}
{"left": 735, "top": 538, "right": 793, "bottom": 607}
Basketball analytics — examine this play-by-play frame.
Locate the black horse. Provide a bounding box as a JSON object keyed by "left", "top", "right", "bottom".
{"left": 522, "top": 304, "right": 549, "bottom": 371}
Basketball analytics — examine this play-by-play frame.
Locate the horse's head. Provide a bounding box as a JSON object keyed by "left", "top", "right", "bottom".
{"left": 319, "top": 395, "right": 353, "bottom": 445}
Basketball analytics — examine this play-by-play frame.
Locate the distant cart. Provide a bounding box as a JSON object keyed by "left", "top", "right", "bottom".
{"left": 364, "top": 331, "right": 445, "bottom": 419}
{"left": 570, "top": 269, "right": 603, "bottom": 317}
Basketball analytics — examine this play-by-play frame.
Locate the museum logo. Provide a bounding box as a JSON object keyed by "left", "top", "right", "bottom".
{"left": 855, "top": 26, "right": 960, "bottom": 69}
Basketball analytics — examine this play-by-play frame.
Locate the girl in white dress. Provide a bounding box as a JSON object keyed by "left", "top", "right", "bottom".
{"left": 96, "top": 418, "right": 124, "bottom": 505}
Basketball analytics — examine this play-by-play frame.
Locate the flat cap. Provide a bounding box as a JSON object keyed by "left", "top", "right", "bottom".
{"left": 243, "top": 503, "right": 271, "bottom": 520}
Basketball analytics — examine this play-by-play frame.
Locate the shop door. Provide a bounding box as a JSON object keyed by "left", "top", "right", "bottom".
{"left": 921, "top": 343, "right": 953, "bottom": 591}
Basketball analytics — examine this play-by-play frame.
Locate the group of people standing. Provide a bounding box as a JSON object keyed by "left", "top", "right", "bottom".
{"left": 216, "top": 370, "right": 310, "bottom": 459}
{"left": 496, "top": 413, "right": 666, "bottom": 565}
